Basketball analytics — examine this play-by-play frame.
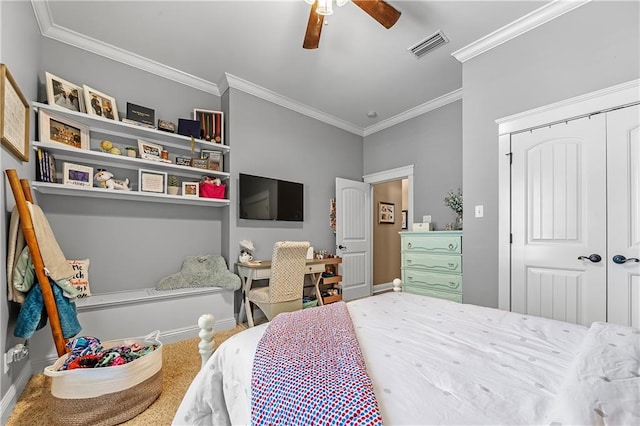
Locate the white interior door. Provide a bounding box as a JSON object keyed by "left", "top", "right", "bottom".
{"left": 335, "top": 177, "right": 371, "bottom": 301}
{"left": 606, "top": 105, "right": 640, "bottom": 327}
{"left": 511, "top": 115, "right": 607, "bottom": 326}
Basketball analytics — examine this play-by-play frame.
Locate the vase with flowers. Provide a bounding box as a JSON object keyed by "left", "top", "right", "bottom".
{"left": 444, "top": 189, "right": 463, "bottom": 230}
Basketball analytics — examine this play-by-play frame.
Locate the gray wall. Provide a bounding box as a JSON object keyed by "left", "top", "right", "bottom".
{"left": 461, "top": 1, "right": 640, "bottom": 308}
{"left": 364, "top": 100, "right": 463, "bottom": 231}
{"left": 226, "top": 88, "right": 363, "bottom": 261}
{"left": 0, "top": 0, "right": 42, "bottom": 416}
{"left": 37, "top": 40, "right": 224, "bottom": 295}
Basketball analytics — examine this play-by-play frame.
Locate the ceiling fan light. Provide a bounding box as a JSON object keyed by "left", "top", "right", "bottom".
{"left": 304, "top": 0, "right": 315, "bottom": 4}
{"left": 316, "top": 0, "right": 333, "bottom": 15}
{"left": 336, "top": 0, "right": 349, "bottom": 6}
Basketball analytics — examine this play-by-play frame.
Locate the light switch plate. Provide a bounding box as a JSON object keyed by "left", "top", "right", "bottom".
{"left": 475, "top": 205, "right": 484, "bottom": 218}
{"left": 422, "top": 215, "right": 431, "bottom": 223}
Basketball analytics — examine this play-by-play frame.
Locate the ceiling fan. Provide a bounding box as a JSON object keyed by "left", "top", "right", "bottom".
{"left": 303, "top": 0, "right": 401, "bottom": 49}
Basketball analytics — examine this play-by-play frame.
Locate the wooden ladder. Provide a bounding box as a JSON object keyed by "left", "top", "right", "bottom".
{"left": 5, "top": 169, "right": 67, "bottom": 356}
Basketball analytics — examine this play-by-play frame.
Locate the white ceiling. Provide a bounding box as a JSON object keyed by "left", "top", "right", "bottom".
{"left": 35, "top": 0, "right": 573, "bottom": 134}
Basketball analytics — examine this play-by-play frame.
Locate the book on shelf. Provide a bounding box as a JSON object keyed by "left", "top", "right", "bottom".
{"left": 36, "top": 148, "right": 57, "bottom": 183}
{"left": 121, "top": 117, "right": 157, "bottom": 129}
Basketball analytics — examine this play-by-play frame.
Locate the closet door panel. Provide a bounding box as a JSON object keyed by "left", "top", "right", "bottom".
{"left": 511, "top": 115, "right": 607, "bottom": 326}
{"left": 607, "top": 104, "right": 640, "bottom": 327}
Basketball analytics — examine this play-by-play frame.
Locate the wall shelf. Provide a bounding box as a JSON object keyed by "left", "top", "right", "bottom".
{"left": 32, "top": 181, "right": 230, "bottom": 206}
{"left": 33, "top": 102, "right": 229, "bottom": 154}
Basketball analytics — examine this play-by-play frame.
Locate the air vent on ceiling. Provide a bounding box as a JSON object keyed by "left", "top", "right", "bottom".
{"left": 408, "top": 30, "right": 449, "bottom": 59}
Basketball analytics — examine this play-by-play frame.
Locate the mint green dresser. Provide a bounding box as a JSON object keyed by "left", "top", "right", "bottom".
{"left": 400, "top": 231, "right": 463, "bottom": 302}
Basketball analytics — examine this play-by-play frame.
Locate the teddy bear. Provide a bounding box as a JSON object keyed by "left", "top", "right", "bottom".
{"left": 94, "top": 169, "right": 131, "bottom": 191}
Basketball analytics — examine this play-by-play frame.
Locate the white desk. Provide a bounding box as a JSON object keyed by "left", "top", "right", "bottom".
{"left": 236, "top": 257, "right": 342, "bottom": 326}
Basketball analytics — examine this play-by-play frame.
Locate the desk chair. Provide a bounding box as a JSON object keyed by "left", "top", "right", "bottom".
{"left": 246, "top": 241, "right": 310, "bottom": 327}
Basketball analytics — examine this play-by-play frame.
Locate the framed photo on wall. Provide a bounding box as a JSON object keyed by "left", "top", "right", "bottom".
{"left": 1, "top": 64, "right": 29, "bottom": 161}
{"left": 45, "top": 72, "right": 85, "bottom": 113}
{"left": 39, "top": 110, "right": 90, "bottom": 150}
{"left": 193, "top": 108, "right": 224, "bottom": 144}
{"left": 402, "top": 210, "right": 408, "bottom": 229}
{"left": 378, "top": 202, "right": 395, "bottom": 224}
{"left": 83, "top": 85, "right": 119, "bottom": 120}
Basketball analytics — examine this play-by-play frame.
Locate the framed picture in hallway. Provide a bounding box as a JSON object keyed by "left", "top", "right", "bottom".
{"left": 378, "top": 202, "right": 395, "bottom": 224}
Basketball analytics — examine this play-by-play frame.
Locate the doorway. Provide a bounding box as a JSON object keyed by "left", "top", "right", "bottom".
{"left": 364, "top": 165, "right": 414, "bottom": 293}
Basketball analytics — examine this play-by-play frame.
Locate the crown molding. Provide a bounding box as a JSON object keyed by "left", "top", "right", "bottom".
{"left": 30, "top": 0, "right": 220, "bottom": 95}
{"left": 363, "top": 88, "right": 463, "bottom": 137}
{"left": 496, "top": 79, "right": 640, "bottom": 135}
{"left": 225, "top": 73, "right": 363, "bottom": 136}
{"left": 452, "top": 0, "right": 591, "bottom": 63}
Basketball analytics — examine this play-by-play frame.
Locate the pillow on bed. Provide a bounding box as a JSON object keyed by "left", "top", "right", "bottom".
{"left": 67, "top": 259, "right": 91, "bottom": 298}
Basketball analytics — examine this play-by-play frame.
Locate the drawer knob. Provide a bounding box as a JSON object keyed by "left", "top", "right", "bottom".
{"left": 407, "top": 242, "right": 413, "bottom": 248}
{"left": 448, "top": 243, "right": 454, "bottom": 249}
{"left": 448, "top": 281, "right": 456, "bottom": 286}
{"left": 448, "top": 263, "right": 455, "bottom": 267}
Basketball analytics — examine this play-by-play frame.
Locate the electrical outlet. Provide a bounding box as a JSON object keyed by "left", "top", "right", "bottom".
{"left": 4, "top": 344, "right": 28, "bottom": 373}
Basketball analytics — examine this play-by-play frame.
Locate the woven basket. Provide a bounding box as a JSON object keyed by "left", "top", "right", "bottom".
{"left": 43, "top": 331, "right": 163, "bottom": 426}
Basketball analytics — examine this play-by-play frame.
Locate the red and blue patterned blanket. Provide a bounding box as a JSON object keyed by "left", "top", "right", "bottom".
{"left": 251, "top": 301, "right": 383, "bottom": 425}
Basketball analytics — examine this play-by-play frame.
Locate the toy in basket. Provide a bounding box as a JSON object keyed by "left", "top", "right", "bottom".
{"left": 43, "top": 330, "right": 163, "bottom": 426}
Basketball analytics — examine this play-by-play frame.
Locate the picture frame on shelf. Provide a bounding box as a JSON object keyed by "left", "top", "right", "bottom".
{"left": 39, "top": 110, "right": 90, "bottom": 150}
{"left": 137, "top": 139, "right": 163, "bottom": 161}
{"left": 63, "top": 162, "right": 93, "bottom": 187}
{"left": 45, "top": 72, "right": 85, "bottom": 113}
{"left": 1, "top": 64, "right": 30, "bottom": 162}
{"left": 193, "top": 108, "right": 223, "bottom": 144}
{"left": 190, "top": 158, "right": 209, "bottom": 170}
{"left": 182, "top": 181, "right": 199, "bottom": 197}
{"left": 200, "top": 149, "right": 223, "bottom": 171}
{"left": 378, "top": 202, "right": 395, "bottom": 224}
{"left": 402, "top": 210, "right": 408, "bottom": 230}
{"left": 83, "top": 85, "right": 119, "bottom": 120}
{"left": 175, "top": 157, "right": 191, "bottom": 166}
{"left": 138, "top": 169, "right": 167, "bottom": 194}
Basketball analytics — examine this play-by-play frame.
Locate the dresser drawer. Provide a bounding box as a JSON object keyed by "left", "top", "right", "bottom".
{"left": 402, "top": 253, "right": 462, "bottom": 273}
{"left": 401, "top": 269, "right": 462, "bottom": 293}
{"left": 403, "top": 285, "right": 463, "bottom": 303}
{"left": 402, "top": 235, "right": 461, "bottom": 254}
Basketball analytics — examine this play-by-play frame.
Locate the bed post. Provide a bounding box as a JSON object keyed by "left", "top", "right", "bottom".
{"left": 198, "top": 314, "right": 215, "bottom": 368}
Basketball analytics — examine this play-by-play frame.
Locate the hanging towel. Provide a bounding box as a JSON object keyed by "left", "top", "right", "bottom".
{"left": 14, "top": 277, "right": 81, "bottom": 339}
{"left": 6, "top": 203, "right": 75, "bottom": 303}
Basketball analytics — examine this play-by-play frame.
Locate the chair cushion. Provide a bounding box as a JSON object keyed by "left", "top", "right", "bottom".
{"left": 248, "top": 286, "right": 270, "bottom": 304}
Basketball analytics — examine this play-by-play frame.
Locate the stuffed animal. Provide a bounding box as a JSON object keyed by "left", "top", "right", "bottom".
{"left": 94, "top": 170, "right": 131, "bottom": 191}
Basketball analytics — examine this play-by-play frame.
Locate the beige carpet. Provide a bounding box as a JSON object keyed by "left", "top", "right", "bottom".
{"left": 6, "top": 324, "right": 247, "bottom": 426}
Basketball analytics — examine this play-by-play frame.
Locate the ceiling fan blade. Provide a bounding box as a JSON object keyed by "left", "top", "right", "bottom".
{"left": 352, "top": 0, "right": 401, "bottom": 29}
{"left": 303, "top": 2, "right": 324, "bottom": 49}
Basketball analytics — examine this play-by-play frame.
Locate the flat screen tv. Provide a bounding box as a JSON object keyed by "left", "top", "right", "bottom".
{"left": 239, "top": 173, "right": 304, "bottom": 221}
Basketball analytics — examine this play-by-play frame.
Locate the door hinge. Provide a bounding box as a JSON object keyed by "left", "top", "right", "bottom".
{"left": 505, "top": 152, "right": 513, "bottom": 164}
{"left": 510, "top": 233, "right": 513, "bottom": 244}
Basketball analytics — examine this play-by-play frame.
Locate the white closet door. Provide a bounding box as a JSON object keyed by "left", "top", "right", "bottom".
{"left": 511, "top": 115, "right": 607, "bottom": 326}
{"left": 607, "top": 105, "right": 640, "bottom": 327}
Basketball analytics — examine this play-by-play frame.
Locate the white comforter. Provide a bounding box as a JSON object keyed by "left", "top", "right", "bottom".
{"left": 173, "top": 292, "right": 638, "bottom": 425}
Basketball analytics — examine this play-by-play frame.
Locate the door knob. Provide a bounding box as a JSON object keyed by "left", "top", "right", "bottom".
{"left": 612, "top": 255, "right": 640, "bottom": 264}
{"left": 577, "top": 254, "right": 602, "bottom": 263}
{"left": 338, "top": 244, "right": 347, "bottom": 250}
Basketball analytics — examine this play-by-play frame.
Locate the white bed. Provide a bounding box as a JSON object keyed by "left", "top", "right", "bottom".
{"left": 174, "top": 291, "right": 639, "bottom": 425}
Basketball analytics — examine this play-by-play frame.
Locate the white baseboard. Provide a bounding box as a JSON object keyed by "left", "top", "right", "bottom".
{"left": 373, "top": 282, "right": 393, "bottom": 293}
{"left": 0, "top": 363, "right": 33, "bottom": 425}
